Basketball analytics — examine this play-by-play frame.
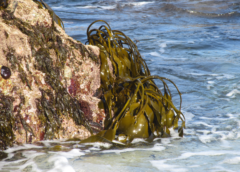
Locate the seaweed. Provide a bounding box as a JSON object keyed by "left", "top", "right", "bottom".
{"left": 0, "top": 151, "right": 8, "bottom": 160}
{"left": 17, "top": 95, "right": 35, "bottom": 141}
{"left": 6, "top": 48, "right": 32, "bottom": 90}
{"left": 81, "top": 20, "right": 185, "bottom": 144}
{"left": 0, "top": 94, "right": 15, "bottom": 150}
{"left": 33, "top": 0, "right": 64, "bottom": 29}
{"left": 0, "top": 0, "right": 8, "bottom": 9}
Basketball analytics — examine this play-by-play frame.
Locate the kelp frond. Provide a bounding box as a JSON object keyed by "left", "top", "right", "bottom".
{"left": 81, "top": 20, "right": 185, "bottom": 144}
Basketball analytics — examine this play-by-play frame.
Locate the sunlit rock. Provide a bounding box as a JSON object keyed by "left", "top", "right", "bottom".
{"left": 0, "top": 0, "right": 104, "bottom": 149}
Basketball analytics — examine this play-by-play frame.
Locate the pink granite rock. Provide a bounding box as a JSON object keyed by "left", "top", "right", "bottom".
{"left": 0, "top": 0, "right": 105, "bottom": 147}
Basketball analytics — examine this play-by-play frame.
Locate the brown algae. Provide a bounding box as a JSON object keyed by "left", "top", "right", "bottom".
{"left": 81, "top": 20, "right": 185, "bottom": 144}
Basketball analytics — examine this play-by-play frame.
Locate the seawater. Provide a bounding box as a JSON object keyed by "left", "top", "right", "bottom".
{"left": 1, "top": 0, "right": 240, "bottom": 171}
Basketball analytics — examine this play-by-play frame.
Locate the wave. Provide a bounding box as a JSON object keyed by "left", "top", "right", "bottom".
{"left": 72, "top": 1, "right": 154, "bottom": 10}
{"left": 125, "top": 1, "right": 154, "bottom": 7}
{"left": 160, "top": 3, "right": 240, "bottom": 18}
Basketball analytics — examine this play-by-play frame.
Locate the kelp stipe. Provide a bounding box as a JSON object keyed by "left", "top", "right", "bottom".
{"left": 81, "top": 20, "right": 185, "bottom": 144}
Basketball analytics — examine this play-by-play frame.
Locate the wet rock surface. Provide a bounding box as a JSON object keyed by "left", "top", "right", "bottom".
{"left": 0, "top": 0, "right": 104, "bottom": 149}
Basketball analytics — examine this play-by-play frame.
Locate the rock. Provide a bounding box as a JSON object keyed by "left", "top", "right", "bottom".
{"left": 0, "top": 0, "right": 105, "bottom": 149}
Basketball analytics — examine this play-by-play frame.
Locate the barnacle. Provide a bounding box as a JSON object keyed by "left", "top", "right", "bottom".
{"left": 81, "top": 20, "right": 185, "bottom": 144}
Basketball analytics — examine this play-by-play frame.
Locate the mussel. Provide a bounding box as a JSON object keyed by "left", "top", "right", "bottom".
{"left": 1, "top": 66, "right": 11, "bottom": 80}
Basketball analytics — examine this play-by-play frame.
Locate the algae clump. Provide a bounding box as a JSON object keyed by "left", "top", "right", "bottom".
{"left": 81, "top": 20, "right": 185, "bottom": 144}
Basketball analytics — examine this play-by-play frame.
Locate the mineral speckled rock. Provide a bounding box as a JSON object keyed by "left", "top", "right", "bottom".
{"left": 0, "top": 0, "right": 105, "bottom": 148}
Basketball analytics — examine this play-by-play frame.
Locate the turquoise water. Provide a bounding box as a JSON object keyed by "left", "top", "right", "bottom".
{"left": 1, "top": 0, "right": 240, "bottom": 171}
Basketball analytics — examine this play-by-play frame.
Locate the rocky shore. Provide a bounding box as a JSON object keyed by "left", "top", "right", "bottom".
{"left": 0, "top": 0, "right": 105, "bottom": 149}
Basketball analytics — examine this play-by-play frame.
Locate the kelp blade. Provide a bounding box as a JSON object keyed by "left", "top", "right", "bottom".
{"left": 81, "top": 20, "right": 185, "bottom": 144}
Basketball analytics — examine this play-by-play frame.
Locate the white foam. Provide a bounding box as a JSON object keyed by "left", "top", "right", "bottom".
{"left": 149, "top": 52, "right": 161, "bottom": 57}
{"left": 76, "top": 5, "right": 97, "bottom": 9}
{"left": 169, "top": 128, "right": 181, "bottom": 138}
{"left": 218, "top": 98, "right": 230, "bottom": 102}
{"left": 196, "top": 130, "right": 211, "bottom": 135}
{"left": 0, "top": 150, "right": 46, "bottom": 172}
{"left": 184, "top": 129, "right": 195, "bottom": 135}
{"left": 199, "top": 116, "right": 226, "bottom": 121}
{"left": 188, "top": 73, "right": 219, "bottom": 76}
{"left": 102, "top": 143, "right": 165, "bottom": 154}
{"left": 216, "top": 74, "right": 235, "bottom": 80}
{"left": 226, "top": 113, "right": 235, "bottom": 119}
{"left": 57, "top": 149, "right": 85, "bottom": 158}
{"left": 99, "top": 5, "right": 116, "bottom": 10}
{"left": 198, "top": 126, "right": 240, "bottom": 143}
{"left": 207, "top": 81, "right": 215, "bottom": 84}
{"left": 224, "top": 157, "right": 240, "bottom": 165}
{"left": 151, "top": 150, "right": 240, "bottom": 170}
{"left": 63, "top": 21, "right": 74, "bottom": 24}
{"left": 220, "top": 140, "right": 231, "bottom": 148}
{"left": 131, "top": 138, "right": 147, "bottom": 144}
{"left": 41, "top": 139, "right": 67, "bottom": 143}
{"left": 150, "top": 160, "right": 187, "bottom": 172}
{"left": 48, "top": 156, "right": 75, "bottom": 172}
{"left": 51, "top": 6, "right": 65, "bottom": 10}
{"left": 127, "top": 2, "right": 154, "bottom": 7}
{"left": 89, "top": 147, "right": 101, "bottom": 151}
{"left": 226, "top": 89, "right": 240, "bottom": 97}
{"left": 83, "top": 142, "right": 112, "bottom": 149}
{"left": 19, "top": 152, "right": 46, "bottom": 172}
{"left": 211, "top": 166, "right": 235, "bottom": 172}
{"left": 182, "top": 110, "right": 194, "bottom": 121}
{"left": 4, "top": 144, "right": 43, "bottom": 153}
{"left": 192, "top": 121, "right": 213, "bottom": 128}
{"left": 40, "top": 139, "right": 69, "bottom": 147}
{"left": 198, "top": 134, "right": 216, "bottom": 143}
{"left": 77, "top": 5, "right": 115, "bottom": 10}
{"left": 44, "top": 149, "right": 85, "bottom": 172}
{"left": 164, "top": 58, "right": 187, "bottom": 61}
{"left": 159, "top": 42, "right": 167, "bottom": 53}
{"left": 112, "top": 140, "right": 126, "bottom": 145}
{"left": 159, "top": 42, "right": 167, "bottom": 48}
{"left": 161, "top": 138, "right": 171, "bottom": 145}
{"left": 178, "top": 151, "right": 226, "bottom": 159}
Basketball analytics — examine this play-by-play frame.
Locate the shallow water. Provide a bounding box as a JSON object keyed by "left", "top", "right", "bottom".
{"left": 1, "top": 0, "right": 240, "bottom": 171}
